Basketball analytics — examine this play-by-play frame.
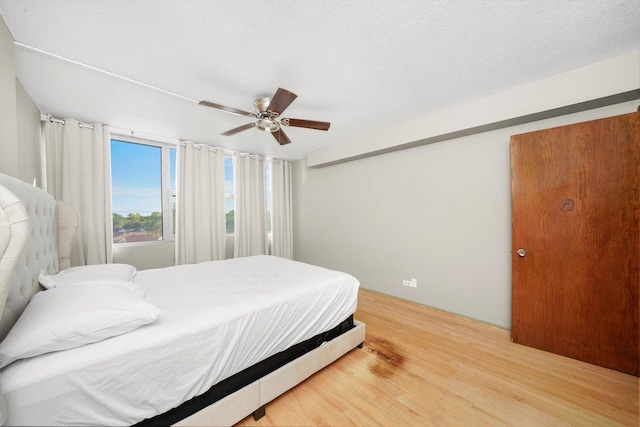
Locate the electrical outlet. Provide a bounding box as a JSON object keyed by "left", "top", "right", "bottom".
{"left": 403, "top": 279, "right": 418, "bottom": 288}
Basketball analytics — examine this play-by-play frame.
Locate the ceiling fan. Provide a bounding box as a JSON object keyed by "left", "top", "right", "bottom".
{"left": 199, "top": 88, "right": 330, "bottom": 145}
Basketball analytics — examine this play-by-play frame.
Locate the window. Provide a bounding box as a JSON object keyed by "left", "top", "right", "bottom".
{"left": 225, "top": 157, "right": 234, "bottom": 233}
{"left": 224, "top": 156, "right": 272, "bottom": 234}
{"left": 111, "top": 137, "right": 176, "bottom": 244}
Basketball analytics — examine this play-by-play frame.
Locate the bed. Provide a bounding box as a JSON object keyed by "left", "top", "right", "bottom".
{"left": 0, "top": 172, "right": 365, "bottom": 426}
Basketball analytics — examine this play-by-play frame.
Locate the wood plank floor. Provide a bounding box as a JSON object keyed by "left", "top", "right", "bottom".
{"left": 237, "top": 289, "right": 639, "bottom": 426}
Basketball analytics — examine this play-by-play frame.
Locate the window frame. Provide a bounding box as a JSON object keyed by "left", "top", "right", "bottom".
{"left": 110, "top": 134, "right": 176, "bottom": 246}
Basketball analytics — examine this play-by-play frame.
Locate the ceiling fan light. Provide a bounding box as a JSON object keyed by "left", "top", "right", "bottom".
{"left": 257, "top": 118, "right": 280, "bottom": 133}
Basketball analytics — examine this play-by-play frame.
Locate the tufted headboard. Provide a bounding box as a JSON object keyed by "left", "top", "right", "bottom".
{"left": 0, "top": 173, "right": 78, "bottom": 340}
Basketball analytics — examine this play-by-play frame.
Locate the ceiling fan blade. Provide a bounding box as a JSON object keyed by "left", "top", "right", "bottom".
{"left": 221, "top": 122, "right": 256, "bottom": 136}
{"left": 199, "top": 100, "right": 255, "bottom": 118}
{"left": 271, "top": 128, "right": 292, "bottom": 145}
{"left": 282, "top": 118, "right": 331, "bottom": 131}
{"left": 266, "top": 88, "right": 297, "bottom": 115}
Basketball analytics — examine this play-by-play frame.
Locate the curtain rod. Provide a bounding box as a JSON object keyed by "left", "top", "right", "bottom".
{"left": 39, "top": 114, "right": 289, "bottom": 164}
{"left": 42, "top": 117, "right": 287, "bottom": 161}
{"left": 178, "top": 142, "right": 290, "bottom": 162}
{"left": 41, "top": 114, "right": 95, "bottom": 130}
{"left": 40, "top": 115, "right": 178, "bottom": 145}
{"left": 178, "top": 141, "right": 260, "bottom": 159}
{"left": 110, "top": 127, "right": 180, "bottom": 145}
{"left": 40, "top": 117, "right": 288, "bottom": 162}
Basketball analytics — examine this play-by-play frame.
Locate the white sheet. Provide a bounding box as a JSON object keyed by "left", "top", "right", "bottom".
{"left": 1, "top": 256, "right": 359, "bottom": 426}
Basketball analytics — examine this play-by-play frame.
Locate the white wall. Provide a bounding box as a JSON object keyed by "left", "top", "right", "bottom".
{"left": 293, "top": 53, "right": 640, "bottom": 328}
{"left": 0, "top": 16, "right": 43, "bottom": 186}
{"left": 113, "top": 235, "right": 235, "bottom": 270}
{"left": 16, "top": 80, "right": 42, "bottom": 186}
{"left": 0, "top": 16, "right": 18, "bottom": 178}
{"left": 112, "top": 242, "right": 176, "bottom": 270}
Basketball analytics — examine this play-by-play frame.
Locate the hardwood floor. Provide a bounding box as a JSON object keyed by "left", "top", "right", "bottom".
{"left": 237, "top": 289, "right": 639, "bottom": 426}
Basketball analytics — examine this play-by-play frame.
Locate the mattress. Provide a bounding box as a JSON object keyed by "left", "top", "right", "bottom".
{"left": 1, "top": 256, "right": 359, "bottom": 426}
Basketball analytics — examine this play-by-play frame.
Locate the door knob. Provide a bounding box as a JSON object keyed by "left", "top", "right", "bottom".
{"left": 517, "top": 248, "right": 527, "bottom": 257}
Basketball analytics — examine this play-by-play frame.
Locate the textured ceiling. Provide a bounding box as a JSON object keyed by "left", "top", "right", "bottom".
{"left": 1, "top": 0, "right": 639, "bottom": 160}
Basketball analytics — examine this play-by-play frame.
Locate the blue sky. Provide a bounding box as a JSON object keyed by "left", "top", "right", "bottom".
{"left": 111, "top": 140, "right": 235, "bottom": 217}
{"left": 111, "top": 140, "right": 163, "bottom": 217}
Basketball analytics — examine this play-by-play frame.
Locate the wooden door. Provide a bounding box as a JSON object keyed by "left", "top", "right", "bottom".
{"left": 511, "top": 112, "right": 639, "bottom": 376}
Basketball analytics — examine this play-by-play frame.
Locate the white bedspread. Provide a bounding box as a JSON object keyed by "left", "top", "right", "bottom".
{"left": 1, "top": 256, "right": 359, "bottom": 426}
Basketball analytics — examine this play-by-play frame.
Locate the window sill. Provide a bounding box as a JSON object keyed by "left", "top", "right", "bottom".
{"left": 113, "top": 240, "right": 175, "bottom": 248}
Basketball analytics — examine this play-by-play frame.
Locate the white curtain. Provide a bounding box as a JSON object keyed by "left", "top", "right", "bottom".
{"left": 234, "top": 153, "right": 268, "bottom": 257}
{"left": 43, "top": 118, "right": 112, "bottom": 266}
{"left": 270, "top": 159, "right": 293, "bottom": 259}
{"left": 175, "top": 141, "right": 226, "bottom": 264}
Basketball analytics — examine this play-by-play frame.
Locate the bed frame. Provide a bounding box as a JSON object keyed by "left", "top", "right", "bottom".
{"left": 0, "top": 173, "right": 78, "bottom": 341}
{"left": 0, "top": 172, "right": 365, "bottom": 426}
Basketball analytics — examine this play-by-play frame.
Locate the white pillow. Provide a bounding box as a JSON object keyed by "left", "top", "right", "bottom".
{"left": 39, "top": 264, "right": 137, "bottom": 289}
{"left": 39, "top": 263, "right": 144, "bottom": 296}
{"left": 0, "top": 283, "right": 161, "bottom": 368}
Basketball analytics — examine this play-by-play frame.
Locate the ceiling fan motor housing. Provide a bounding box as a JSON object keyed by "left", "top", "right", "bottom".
{"left": 254, "top": 97, "right": 271, "bottom": 115}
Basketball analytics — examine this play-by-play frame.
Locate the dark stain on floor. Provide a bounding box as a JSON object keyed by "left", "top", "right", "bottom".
{"left": 364, "top": 336, "right": 405, "bottom": 378}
